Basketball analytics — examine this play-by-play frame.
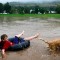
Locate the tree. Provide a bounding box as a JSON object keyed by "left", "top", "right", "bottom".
{"left": 17, "top": 6, "right": 24, "bottom": 14}
{"left": 24, "top": 6, "right": 30, "bottom": 14}
{"left": 45, "top": 10, "right": 49, "bottom": 14}
{"left": 44, "top": 8, "right": 49, "bottom": 14}
{"left": 35, "top": 6, "right": 39, "bottom": 14}
{"left": 55, "top": 5, "right": 60, "bottom": 14}
{"left": 10, "top": 7, "right": 17, "bottom": 14}
{"left": 39, "top": 7, "right": 45, "bottom": 14}
{"left": 4, "top": 2, "right": 11, "bottom": 13}
{"left": 0, "top": 3, "right": 4, "bottom": 13}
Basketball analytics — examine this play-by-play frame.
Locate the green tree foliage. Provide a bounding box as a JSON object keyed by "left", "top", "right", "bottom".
{"left": 0, "top": 2, "right": 59, "bottom": 14}
{"left": 10, "top": 7, "right": 17, "bottom": 14}
{"left": 24, "top": 6, "right": 30, "bottom": 14}
{"left": 4, "top": 2, "right": 11, "bottom": 13}
{"left": 0, "top": 3, "right": 4, "bottom": 13}
{"left": 17, "top": 6, "right": 24, "bottom": 14}
{"left": 55, "top": 5, "right": 60, "bottom": 14}
{"left": 35, "top": 6, "right": 39, "bottom": 14}
{"left": 44, "top": 8, "right": 49, "bottom": 14}
{"left": 28, "top": 6, "right": 35, "bottom": 14}
{"left": 39, "top": 7, "right": 45, "bottom": 14}
{"left": 45, "top": 10, "right": 49, "bottom": 14}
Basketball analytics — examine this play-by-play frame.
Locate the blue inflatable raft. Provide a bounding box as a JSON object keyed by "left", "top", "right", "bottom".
{"left": 0, "top": 38, "right": 30, "bottom": 51}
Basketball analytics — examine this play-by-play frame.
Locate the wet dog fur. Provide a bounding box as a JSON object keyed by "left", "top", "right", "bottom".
{"left": 40, "top": 39, "right": 60, "bottom": 51}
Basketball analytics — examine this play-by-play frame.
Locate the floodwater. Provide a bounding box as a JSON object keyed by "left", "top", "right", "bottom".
{"left": 0, "top": 16, "right": 60, "bottom": 60}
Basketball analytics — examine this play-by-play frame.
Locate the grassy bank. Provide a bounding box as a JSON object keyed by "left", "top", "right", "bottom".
{"left": 0, "top": 14, "right": 60, "bottom": 19}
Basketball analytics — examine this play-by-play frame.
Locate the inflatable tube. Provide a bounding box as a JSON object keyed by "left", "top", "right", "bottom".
{"left": 0, "top": 38, "right": 30, "bottom": 51}
{"left": 8, "top": 40, "right": 30, "bottom": 51}
{"left": 7, "top": 38, "right": 30, "bottom": 51}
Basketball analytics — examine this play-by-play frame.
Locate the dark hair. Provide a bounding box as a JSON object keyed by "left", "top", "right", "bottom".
{"left": 1, "top": 34, "right": 8, "bottom": 41}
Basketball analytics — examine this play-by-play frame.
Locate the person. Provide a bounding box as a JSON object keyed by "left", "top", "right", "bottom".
{"left": 0, "top": 31, "right": 39, "bottom": 58}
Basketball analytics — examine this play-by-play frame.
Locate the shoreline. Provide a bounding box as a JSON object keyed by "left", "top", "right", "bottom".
{"left": 0, "top": 14, "right": 60, "bottom": 19}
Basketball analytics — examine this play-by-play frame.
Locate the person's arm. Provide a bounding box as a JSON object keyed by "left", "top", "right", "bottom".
{"left": 16, "top": 30, "right": 24, "bottom": 37}
{"left": 1, "top": 49, "right": 6, "bottom": 58}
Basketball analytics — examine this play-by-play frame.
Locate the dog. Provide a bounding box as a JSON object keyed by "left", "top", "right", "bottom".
{"left": 40, "top": 39, "right": 60, "bottom": 51}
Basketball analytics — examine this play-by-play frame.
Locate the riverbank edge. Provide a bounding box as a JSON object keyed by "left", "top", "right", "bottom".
{"left": 0, "top": 14, "right": 60, "bottom": 19}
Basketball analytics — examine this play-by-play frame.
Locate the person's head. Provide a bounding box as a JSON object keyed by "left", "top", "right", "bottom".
{"left": 1, "top": 34, "right": 8, "bottom": 41}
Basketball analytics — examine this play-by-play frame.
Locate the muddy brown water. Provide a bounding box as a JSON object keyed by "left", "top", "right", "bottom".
{"left": 0, "top": 17, "right": 60, "bottom": 60}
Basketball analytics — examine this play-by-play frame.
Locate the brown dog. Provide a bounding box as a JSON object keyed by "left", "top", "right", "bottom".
{"left": 40, "top": 39, "right": 60, "bottom": 51}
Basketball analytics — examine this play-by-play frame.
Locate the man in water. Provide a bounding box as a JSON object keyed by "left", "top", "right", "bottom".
{"left": 0, "top": 31, "right": 39, "bottom": 58}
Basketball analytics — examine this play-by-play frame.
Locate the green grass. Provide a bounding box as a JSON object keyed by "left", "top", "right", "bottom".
{"left": 0, "top": 14, "right": 60, "bottom": 19}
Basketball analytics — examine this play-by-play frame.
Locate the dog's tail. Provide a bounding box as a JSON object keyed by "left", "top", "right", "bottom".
{"left": 39, "top": 39, "right": 49, "bottom": 44}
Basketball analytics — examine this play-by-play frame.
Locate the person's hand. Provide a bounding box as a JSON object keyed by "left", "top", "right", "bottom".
{"left": 1, "top": 49, "right": 7, "bottom": 59}
{"left": 2, "top": 53, "right": 7, "bottom": 58}
{"left": 1, "top": 53, "right": 7, "bottom": 60}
